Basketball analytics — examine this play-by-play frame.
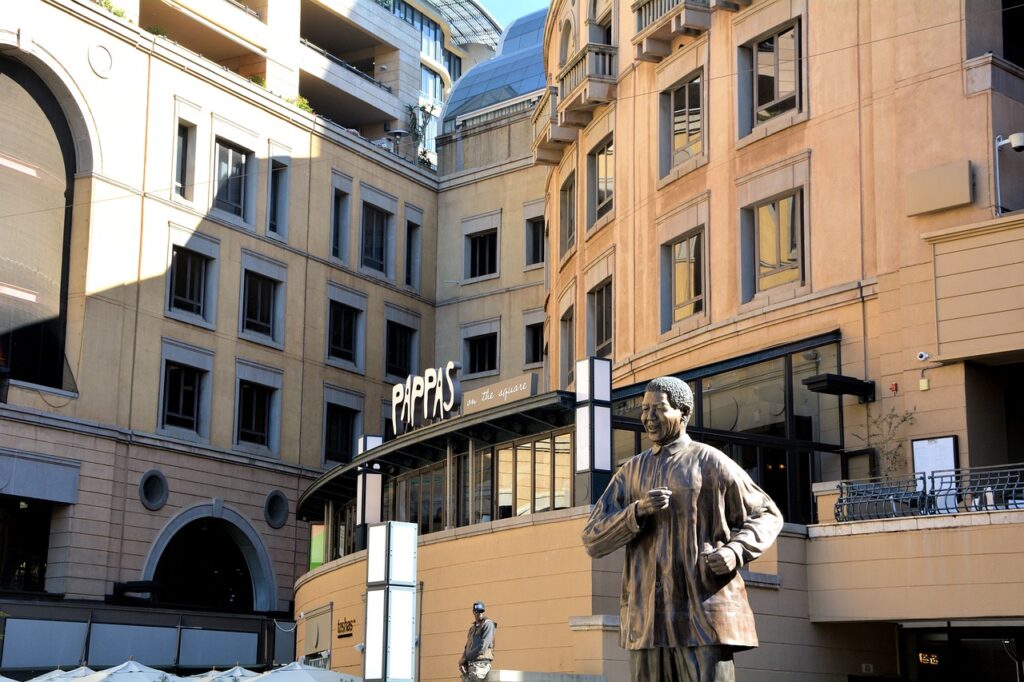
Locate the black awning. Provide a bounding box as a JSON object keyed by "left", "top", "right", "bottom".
{"left": 296, "top": 390, "right": 575, "bottom": 520}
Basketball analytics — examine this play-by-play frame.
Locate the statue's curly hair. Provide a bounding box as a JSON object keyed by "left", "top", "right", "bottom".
{"left": 644, "top": 376, "right": 694, "bottom": 413}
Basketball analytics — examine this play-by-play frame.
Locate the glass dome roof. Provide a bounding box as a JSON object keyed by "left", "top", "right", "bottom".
{"left": 441, "top": 7, "right": 548, "bottom": 127}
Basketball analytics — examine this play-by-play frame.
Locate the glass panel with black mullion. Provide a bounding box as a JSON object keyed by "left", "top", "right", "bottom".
{"left": 214, "top": 140, "right": 247, "bottom": 217}
{"left": 469, "top": 230, "right": 497, "bottom": 278}
{"left": 672, "top": 73, "right": 702, "bottom": 165}
{"left": 516, "top": 442, "right": 532, "bottom": 516}
{"left": 595, "top": 138, "right": 614, "bottom": 220}
{"left": 243, "top": 271, "right": 275, "bottom": 336}
{"left": 467, "top": 333, "right": 497, "bottom": 374}
{"left": 456, "top": 454, "right": 470, "bottom": 527}
{"left": 238, "top": 380, "right": 271, "bottom": 446}
{"left": 475, "top": 446, "right": 493, "bottom": 522}
{"left": 672, "top": 230, "right": 704, "bottom": 321}
{"left": 163, "top": 361, "right": 200, "bottom": 431}
{"left": 554, "top": 432, "right": 572, "bottom": 509}
{"left": 169, "top": 246, "right": 206, "bottom": 316}
{"left": 386, "top": 321, "right": 414, "bottom": 377}
{"left": 325, "top": 402, "right": 356, "bottom": 464}
{"left": 756, "top": 192, "right": 801, "bottom": 291}
{"left": 361, "top": 204, "right": 388, "bottom": 273}
{"left": 525, "top": 322, "right": 544, "bottom": 364}
{"left": 594, "top": 281, "right": 612, "bottom": 358}
{"left": 755, "top": 25, "right": 799, "bottom": 124}
{"left": 328, "top": 301, "right": 358, "bottom": 363}
{"left": 268, "top": 160, "right": 286, "bottom": 234}
{"left": 419, "top": 471, "right": 431, "bottom": 535}
{"left": 175, "top": 123, "right": 189, "bottom": 198}
{"left": 534, "top": 436, "right": 552, "bottom": 513}
{"left": 431, "top": 464, "right": 444, "bottom": 532}
{"left": 496, "top": 446, "right": 513, "bottom": 519}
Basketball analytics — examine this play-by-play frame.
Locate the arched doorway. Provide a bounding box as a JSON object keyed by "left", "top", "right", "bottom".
{"left": 152, "top": 517, "right": 255, "bottom": 612}
{"left": 144, "top": 502, "right": 278, "bottom": 613}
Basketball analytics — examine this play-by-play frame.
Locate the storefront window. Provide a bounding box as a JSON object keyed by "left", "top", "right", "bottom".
{"left": 0, "top": 496, "right": 51, "bottom": 592}
{"left": 554, "top": 433, "right": 572, "bottom": 510}
{"left": 702, "top": 358, "right": 786, "bottom": 436}
{"left": 475, "top": 447, "right": 492, "bottom": 523}
{"left": 790, "top": 344, "right": 841, "bottom": 445}
{"left": 497, "top": 447, "right": 513, "bottom": 519}
{"left": 516, "top": 443, "right": 532, "bottom": 516}
{"left": 535, "top": 437, "right": 551, "bottom": 513}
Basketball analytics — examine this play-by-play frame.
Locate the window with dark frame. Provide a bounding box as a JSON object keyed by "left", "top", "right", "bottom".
{"left": 268, "top": 160, "right": 286, "bottom": 234}
{"left": 468, "top": 230, "right": 497, "bottom": 278}
{"left": 591, "top": 137, "right": 614, "bottom": 223}
{"left": 325, "top": 402, "right": 357, "bottom": 464}
{"left": 672, "top": 230, "right": 704, "bottom": 321}
{"left": 560, "top": 174, "right": 576, "bottom": 256}
{"left": 670, "top": 73, "right": 702, "bottom": 167}
{"left": 561, "top": 307, "right": 575, "bottom": 386}
{"left": 332, "top": 188, "right": 348, "bottom": 260}
{"left": 406, "top": 221, "right": 420, "bottom": 287}
{"left": 328, "top": 300, "right": 358, "bottom": 363}
{"left": 525, "top": 322, "right": 544, "bottom": 365}
{"left": 755, "top": 191, "right": 802, "bottom": 291}
{"left": 163, "top": 361, "right": 201, "bottom": 431}
{"left": 214, "top": 138, "right": 248, "bottom": 217}
{"left": 526, "top": 218, "right": 545, "bottom": 266}
{"left": 592, "top": 280, "right": 612, "bottom": 358}
{"left": 169, "top": 245, "right": 206, "bottom": 316}
{"left": 243, "top": 270, "right": 275, "bottom": 337}
{"left": 386, "top": 321, "right": 414, "bottom": 378}
{"left": 466, "top": 333, "right": 497, "bottom": 374}
{"left": 237, "top": 380, "right": 271, "bottom": 446}
{"left": 175, "top": 123, "right": 190, "bottom": 198}
{"left": 754, "top": 24, "right": 799, "bottom": 125}
{"left": 362, "top": 203, "right": 389, "bottom": 273}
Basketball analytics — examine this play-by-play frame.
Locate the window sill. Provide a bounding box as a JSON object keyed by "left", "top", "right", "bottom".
{"left": 210, "top": 207, "right": 254, "bottom": 231}
{"left": 659, "top": 310, "right": 710, "bottom": 341}
{"left": 157, "top": 425, "right": 209, "bottom": 444}
{"left": 326, "top": 356, "right": 364, "bottom": 375}
{"left": 329, "top": 255, "right": 348, "bottom": 269}
{"left": 463, "top": 368, "right": 500, "bottom": 381}
{"left": 523, "top": 361, "right": 544, "bottom": 371}
{"left": 738, "top": 280, "right": 810, "bottom": 314}
{"left": 171, "top": 192, "right": 196, "bottom": 208}
{"left": 558, "top": 243, "right": 577, "bottom": 272}
{"left": 166, "top": 308, "right": 215, "bottom": 331}
{"left": 266, "top": 228, "right": 289, "bottom": 244}
{"left": 737, "top": 109, "right": 809, "bottom": 150}
{"left": 658, "top": 154, "right": 709, "bottom": 190}
{"left": 8, "top": 380, "right": 79, "bottom": 399}
{"left": 239, "top": 329, "right": 284, "bottom": 351}
{"left": 359, "top": 265, "right": 393, "bottom": 284}
{"left": 385, "top": 372, "right": 412, "bottom": 384}
{"left": 462, "top": 272, "right": 500, "bottom": 285}
{"left": 523, "top": 262, "right": 545, "bottom": 273}
{"left": 233, "top": 441, "right": 278, "bottom": 459}
{"left": 586, "top": 210, "right": 615, "bottom": 240}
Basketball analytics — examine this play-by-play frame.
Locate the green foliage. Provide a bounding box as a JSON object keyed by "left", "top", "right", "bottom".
{"left": 98, "top": 0, "right": 127, "bottom": 18}
{"left": 144, "top": 25, "right": 167, "bottom": 36}
{"left": 852, "top": 406, "right": 916, "bottom": 479}
{"left": 286, "top": 96, "right": 314, "bottom": 114}
{"left": 248, "top": 74, "right": 266, "bottom": 87}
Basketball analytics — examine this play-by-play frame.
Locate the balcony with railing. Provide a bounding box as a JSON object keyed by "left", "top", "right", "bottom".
{"left": 632, "top": 0, "right": 710, "bottom": 62}
{"left": 556, "top": 44, "right": 617, "bottom": 128}
{"left": 807, "top": 462, "right": 1024, "bottom": 623}
{"left": 531, "top": 87, "right": 576, "bottom": 165}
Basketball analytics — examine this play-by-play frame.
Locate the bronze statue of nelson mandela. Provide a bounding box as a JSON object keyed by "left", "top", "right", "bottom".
{"left": 582, "top": 376, "right": 783, "bottom": 682}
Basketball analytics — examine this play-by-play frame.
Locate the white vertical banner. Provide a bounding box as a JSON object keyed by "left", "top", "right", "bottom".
{"left": 365, "top": 521, "right": 418, "bottom": 682}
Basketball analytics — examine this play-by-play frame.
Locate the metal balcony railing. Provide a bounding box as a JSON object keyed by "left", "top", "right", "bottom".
{"left": 558, "top": 43, "right": 617, "bottom": 101}
{"left": 834, "top": 463, "right": 1024, "bottom": 521}
{"left": 633, "top": 0, "right": 708, "bottom": 33}
{"left": 300, "top": 39, "right": 393, "bottom": 93}
{"left": 223, "top": 0, "right": 260, "bottom": 20}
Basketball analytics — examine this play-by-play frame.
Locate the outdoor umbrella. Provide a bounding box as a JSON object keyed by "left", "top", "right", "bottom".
{"left": 189, "top": 667, "right": 258, "bottom": 682}
{"left": 252, "top": 662, "right": 359, "bottom": 682}
{"left": 77, "top": 661, "right": 189, "bottom": 682}
{"left": 28, "top": 668, "right": 96, "bottom": 682}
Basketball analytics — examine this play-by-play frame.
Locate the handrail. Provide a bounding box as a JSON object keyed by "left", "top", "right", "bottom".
{"left": 834, "top": 462, "right": 1024, "bottom": 521}
{"left": 632, "top": 0, "right": 711, "bottom": 33}
{"left": 531, "top": 86, "right": 557, "bottom": 141}
{"left": 300, "top": 38, "right": 393, "bottom": 93}
{"left": 223, "top": 0, "right": 260, "bottom": 20}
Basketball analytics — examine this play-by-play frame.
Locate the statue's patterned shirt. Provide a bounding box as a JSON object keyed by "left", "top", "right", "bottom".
{"left": 582, "top": 436, "right": 783, "bottom": 650}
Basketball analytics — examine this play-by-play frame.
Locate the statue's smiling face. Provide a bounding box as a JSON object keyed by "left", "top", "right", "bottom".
{"left": 640, "top": 390, "right": 683, "bottom": 445}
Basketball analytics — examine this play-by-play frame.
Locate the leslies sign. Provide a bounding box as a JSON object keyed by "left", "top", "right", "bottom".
{"left": 391, "top": 360, "right": 462, "bottom": 432}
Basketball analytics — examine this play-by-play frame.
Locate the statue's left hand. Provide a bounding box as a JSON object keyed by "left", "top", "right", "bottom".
{"left": 703, "top": 547, "right": 738, "bottom": 575}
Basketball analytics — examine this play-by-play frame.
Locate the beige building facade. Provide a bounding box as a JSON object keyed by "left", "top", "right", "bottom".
{"left": 294, "top": 0, "right": 1024, "bottom": 680}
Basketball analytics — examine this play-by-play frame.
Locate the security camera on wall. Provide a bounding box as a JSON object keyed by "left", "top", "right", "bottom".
{"left": 917, "top": 351, "right": 931, "bottom": 361}
{"left": 1010, "top": 132, "right": 1024, "bottom": 152}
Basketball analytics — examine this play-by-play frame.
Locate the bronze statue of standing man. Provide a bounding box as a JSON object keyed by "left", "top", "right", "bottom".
{"left": 583, "top": 377, "right": 783, "bottom": 681}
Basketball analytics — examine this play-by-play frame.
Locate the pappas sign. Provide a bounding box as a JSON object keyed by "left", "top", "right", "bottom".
{"left": 391, "top": 360, "right": 462, "bottom": 432}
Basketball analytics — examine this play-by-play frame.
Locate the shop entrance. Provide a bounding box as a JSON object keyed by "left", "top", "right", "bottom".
{"left": 901, "top": 626, "right": 1023, "bottom": 681}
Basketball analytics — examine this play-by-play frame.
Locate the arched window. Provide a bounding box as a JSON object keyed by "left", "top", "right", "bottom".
{"left": 0, "top": 56, "right": 76, "bottom": 390}
{"left": 559, "top": 20, "right": 575, "bottom": 67}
